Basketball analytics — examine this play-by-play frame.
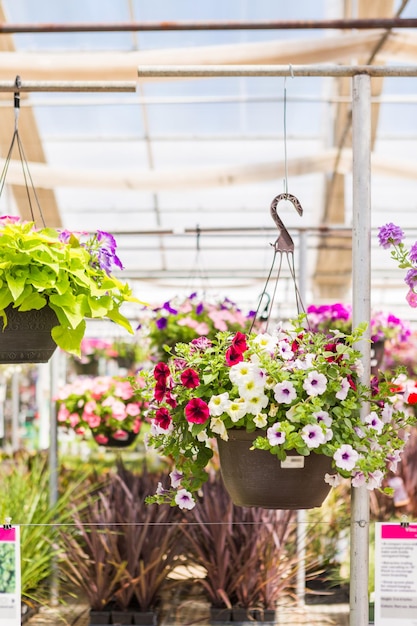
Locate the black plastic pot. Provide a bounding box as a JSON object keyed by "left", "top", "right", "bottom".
{"left": 92, "top": 431, "right": 138, "bottom": 449}
{"left": 217, "top": 429, "right": 333, "bottom": 509}
{"left": 89, "top": 609, "right": 111, "bottom": 625}
{"left": 0, "top": 304, "right": 59, "bottom": 363}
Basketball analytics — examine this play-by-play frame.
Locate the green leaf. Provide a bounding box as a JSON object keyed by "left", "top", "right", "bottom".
{"left": 51, "top": 320, "right": 86, "bottom": 356}
{"left": 106, "top": 308, "right": 134, "bottom": 334}
{"left": 5, "top": 273, "right": 26, "bottom": 301}
{"left": 17, "top": 292, "right": 47, "bottom": 311}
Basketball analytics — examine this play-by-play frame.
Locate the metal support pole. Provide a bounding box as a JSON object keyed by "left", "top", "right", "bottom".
{"left": 296, "top": 228, "right": 308, "bottom": 606}
{"left": 350, "top": 73, "right": 371, "bottom": 626}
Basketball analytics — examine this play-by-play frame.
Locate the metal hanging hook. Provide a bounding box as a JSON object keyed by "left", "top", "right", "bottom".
{"left": 14, "top": 75, "right": 21, "bottom": 131}
{"left": 270, "top": 193, "right": 303, "bottom": 253}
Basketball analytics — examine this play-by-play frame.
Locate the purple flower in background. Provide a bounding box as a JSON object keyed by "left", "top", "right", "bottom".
{"left": 156, "top": 318, "right": 168, "bottom": 330}
{"left": 163, "top": 301, "right": 178, "bottom": 315}
{"left": 58, "top": 230, "right": 72, "bottom": 243}
{"left": 96, "top": 230, "right": 123, "bottom": 273}
{"left": 405, "top": 268, "right": 417, "bottom": 289}
{"left": 409, "top": 242, "right": 417, "bottom": 263}
{"left": 196, "top": 302, "right": 204, "bottom": 315}
{"left": 377, "top": 223, "right": 404, "bottom": 248}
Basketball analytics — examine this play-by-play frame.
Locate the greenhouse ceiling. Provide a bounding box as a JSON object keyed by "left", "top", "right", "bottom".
{"left": 0, "top": 0, "right": 417, "bottom": 326}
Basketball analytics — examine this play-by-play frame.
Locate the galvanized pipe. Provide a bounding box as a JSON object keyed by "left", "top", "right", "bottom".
{"left": 0, "top": 18, "right": 416, "bottom": 33}
{"left": 350, "top": 73, "right": 371, "bottom": 626}
{"left": 137, "top": 64, "right": 417, "bottom": 78}
{"left": 0, "top": 80, "right": 137, "bottom": 93}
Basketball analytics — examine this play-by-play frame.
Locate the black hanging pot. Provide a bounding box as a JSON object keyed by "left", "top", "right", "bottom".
{"left": 73, "top": 359, "right": 100, "bottom": 376}
{"left": 92, "top": 431, "right": 138, "bottom": 449}
{"left": 0, "top": 304, "right": 59, "bottom": 364}
{"left": 217, "top": 429, "right": 333, "bottom": 510}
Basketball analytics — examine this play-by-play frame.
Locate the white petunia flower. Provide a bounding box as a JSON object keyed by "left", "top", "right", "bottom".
{"left": 336, "top": 377, "right": 350, "bottom": 401}
{"left": 210, "top": 417, "right": 229, "bottom": 440}
{"left": 324, "top": 473, "right": 343, "bottom": 487}
{"left": 274, "top": 380, "right": 297, "bottom": 404}
{"left": 277, "top": 340, "right": 294, "bottom": 360}
{"left": 175, "top": 489, "right": 195, "bottom": 510}
{"left": 245, "top": 393, "right": 269, "bottom": 415}
{"left": 303, "top": 371, "right": 327, "bottom": 396}
{"left": 252, "top": 333, "right": 279, "bottom": 353}
{"left": 208, "top": 392, "right": 230, "bottom": 417}
{"left": 253, "top": 412, "right": 268, "bottom": 428}
{"left": 294, "top": 353, "right": 315, "bottom": 370}
{"left": 333, "top": 444, "right": 359, "bottom": 471}
{"left": 267, "top": 423, "right": 286, "bottom": 446}
{"left": 238, "top": 379, "right": 266, "bottom": 400}
{"left": 301, "top": 424, "right": 326, "bottom": 448}
{"left": 229, "top": 361, "right": 255, "bottom": 385}
{"left": 225, "top": 398, "right": 247, "bottom": 422}
{"left": 364, "top": 411, "right": 384, "bottom": 435}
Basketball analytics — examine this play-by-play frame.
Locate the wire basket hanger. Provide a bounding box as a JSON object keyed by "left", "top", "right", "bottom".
{"left": 0, "top": 75, "right": 46, "bottom": 226}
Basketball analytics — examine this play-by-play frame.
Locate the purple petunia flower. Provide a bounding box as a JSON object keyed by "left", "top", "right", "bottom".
{"left": 156, "top": 317, "right": 168, "bottom": 330}
{"left": 409, "top": 242, "right": 417, "bottom": 264}
{"left": 377, "top": 223, "right": 404, "bottom": 249}
{"left": 405, "top": 268, "right": 417, "bottom": 289}
{"left": 196, "top": 302, "right": 204, "bottom": 315}
{"left": 162, "top": 301, "right": 178, "bottom": 315}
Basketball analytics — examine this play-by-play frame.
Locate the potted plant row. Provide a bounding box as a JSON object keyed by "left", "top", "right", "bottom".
{"left": 58, "top": 463, "right": 184, "bottom": 626}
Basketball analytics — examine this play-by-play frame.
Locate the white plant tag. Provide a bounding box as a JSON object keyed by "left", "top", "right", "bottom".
{"left": 281, "top": 456, "right": 305, "bottom": 469}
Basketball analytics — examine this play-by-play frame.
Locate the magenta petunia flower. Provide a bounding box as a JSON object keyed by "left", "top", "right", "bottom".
{"left": 180, "top": 368, "right": 200, "bottom": 389}
{"left": 184, "top": 398, "right": 210, "bottom": 424}
{"left": 225, "top": 345, "right": 244, "bottom": 366}
{"left": 232, "top": 331, "right": 248, "bottom": 354}
{"left": 154, "top": 407, "right": 172, "bottom": 430}
{"left": 154, "top": 362, "right": 170, "bottom": 383}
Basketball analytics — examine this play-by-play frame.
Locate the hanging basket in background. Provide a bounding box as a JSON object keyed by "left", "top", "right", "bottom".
{"left": 217, "top": 429, "right": 333, "bottom": 510}
{"left": 0, "top": 304, "right": 59, "bottom": 364}
{"left": 92, "top": 431, "right": 138, "bottom": 449}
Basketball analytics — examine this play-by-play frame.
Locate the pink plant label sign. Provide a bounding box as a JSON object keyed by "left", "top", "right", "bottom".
{"left": 375, "top": 523, "right": 417, "bottom": 626}
{"left": 0, "top": 526, "right": 20, "bottom": 626}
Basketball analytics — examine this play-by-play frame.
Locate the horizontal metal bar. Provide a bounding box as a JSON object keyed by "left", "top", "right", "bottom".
{"left": 0, "top": 81, "right": 137, "bottom": 93}
{"left": 137, "top": 64, "right": 417, "bottom": 78}
{"left": 0, "top": 18, "right": 416, "bottom": 33}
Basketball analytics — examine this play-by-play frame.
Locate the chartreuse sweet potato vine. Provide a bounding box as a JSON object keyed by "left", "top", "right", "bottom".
{"left": 0, "top": 216, "right": 143, "bottom": 356}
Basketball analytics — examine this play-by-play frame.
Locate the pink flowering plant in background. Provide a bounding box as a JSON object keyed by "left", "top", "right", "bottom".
{"left": 307, "top": 303, "right": 411, "bottom": 345}
{"left": 145, "top": 314, "right": 415, "bottom": 509}
{"left": 56, "top": 375, "right": 148, "bottom": 445}
{"left": 378, "top": 222, "right": 417, "bottom": 308}
{"left": 141, "top": 292, "right": 256, "bottom": 362}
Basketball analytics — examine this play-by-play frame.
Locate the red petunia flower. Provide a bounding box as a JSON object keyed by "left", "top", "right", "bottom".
{"left": 154, "top": 362, "right": 170, "bottom": 383}
{"left": 225, "top": 345, "right": 245, "bottom": 366}
{"left": 154, "top": 381, "right": 167, "bottom": 402}
{"left": 232, "top": 331, "right": 248, "bottom": 354}
{"left": 184, "top": 398, "right": 210, "bottom": 424}
{"left": 165, "top": 391, "right": 178, "bottom": 409}
{"left": 347, "top": 375, "right": 357, "bottom": 391}
{"left": 154, "top": 407, "right": 172, "bottom": 430}
{"left": 180, "top": 368, "right": 200, "bottom": 389}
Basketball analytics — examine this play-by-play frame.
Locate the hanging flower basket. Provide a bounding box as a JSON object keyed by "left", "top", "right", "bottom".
{"left": 217, "top": 429, "right": 332, "bottom": 509}
{"left": 0, "top": 304, "right": 59, "bottom": 363}
{"left": 144, "top": 315, "right": 416, "bottom": 510}
{"left": 92, "top": 430, "right": 138, "bottom": 449}
{"left": 56, "top": 375, "right": 149, "bottom": 447}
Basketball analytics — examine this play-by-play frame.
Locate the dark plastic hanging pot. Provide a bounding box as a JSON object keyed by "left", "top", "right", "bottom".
{"left": 92, "top": 430, "right": 138, "bottom": 449}
{"left": 0, "top": 304, "right": 59, "bottom": 364}
{"left": 217, "top": 429, "right": 333, "bottom": 510}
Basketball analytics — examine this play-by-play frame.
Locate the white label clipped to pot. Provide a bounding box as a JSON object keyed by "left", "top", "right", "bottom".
{"left": 281, "top": 456, "right": 305, "bottom": 469}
